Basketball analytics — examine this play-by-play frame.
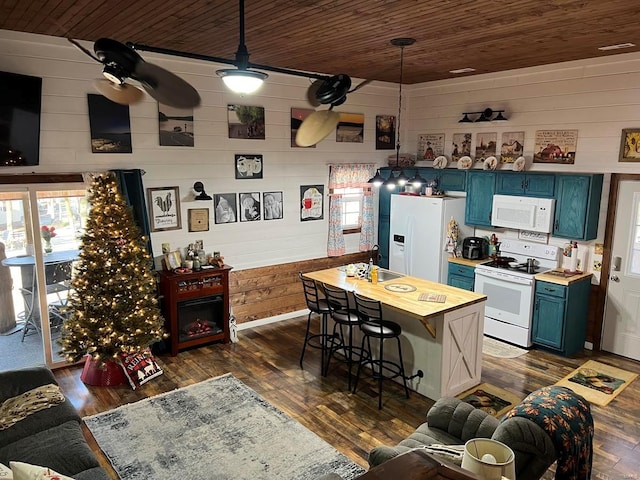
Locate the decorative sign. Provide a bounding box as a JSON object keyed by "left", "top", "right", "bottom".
{"left": 417, "top": 133, "right": 445, "bottom": 160}
{"left": 474, "top": 132, "right": 497, "bottom": 162}
{"left": 451, "top": 133, "right": 472, "bottom": 162}
{"left": 147, "top": 186, "right": 181, "bottom": 232}
{"left": 300, "top": 185, "right": 324, "bottom": 221}
{"left": 188, "top": 208, "right": 209, "bottom": 232}
{"left": 533, "top": 129, "right": 578, "bottom": 164}
{"left": 500, "top": 131, "right": 525, "bottom": 163}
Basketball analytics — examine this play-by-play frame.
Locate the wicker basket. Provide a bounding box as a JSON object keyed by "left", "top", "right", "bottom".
{"left": 387, "top": 153, "right": 416, "bottom": 168}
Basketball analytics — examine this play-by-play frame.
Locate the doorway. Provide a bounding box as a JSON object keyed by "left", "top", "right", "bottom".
{"left": 601, "top": 175, "right": 640, "bottom": 361}
{"left": 0, "top": 183, "right": 87, "bottom": 372}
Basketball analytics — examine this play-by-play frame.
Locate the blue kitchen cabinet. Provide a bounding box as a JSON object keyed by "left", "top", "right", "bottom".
{"left": 553, "top": 174, "right": 603, "bottom": 240}
{"left": 496, "top": 172, "right": 555, "bottom": 197}
{"left": 465, "top": 171, "right": 496, "bottom": 228}
{"left": 447, "top": 262, "right": 475, "bottom": 291}
{"left": 532, "top": 278, "right": 591, "bottom": 356}
{"left": 434, "top": 169, "right": 466, "bottom": 191}
{"left": 378, "top": 217, "right": 390, "bottom": 268}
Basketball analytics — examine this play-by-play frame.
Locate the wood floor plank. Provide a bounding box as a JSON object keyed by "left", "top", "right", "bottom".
{"left": 54, "top": 316, "right": 640, "bottom": 480}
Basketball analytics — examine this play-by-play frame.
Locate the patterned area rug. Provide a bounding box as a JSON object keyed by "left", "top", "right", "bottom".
{"left": 84, "top": 373, "right": 365, "bottom": 480}
{"left": 555, "top": 360, "right": 638, "bottom": 407}
{"left": 457, "top": 383, "right": 525, "bottom": 418}
{"left": 482, "top": 336, "right": 528, "bottom": 358}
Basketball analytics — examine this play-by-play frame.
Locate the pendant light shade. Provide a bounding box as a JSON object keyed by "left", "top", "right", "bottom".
{"left": 368, "top": 169, "right": 385, "bottom": 187}
{"left": 217, "top": 68, "right": 268, "bottom": 94}
{"left": 409, "top": 171, "right": 426, "bottom": 187}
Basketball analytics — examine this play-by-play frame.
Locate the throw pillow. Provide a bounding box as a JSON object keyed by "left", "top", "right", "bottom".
{"left": 9, "top": 462, "right": 75, "bottom": 480}
{"left": 0, "top": 462, "right": 12, "bottom": 479}
{"left": 119, "top": 348, "right": 163, "bottom": 390}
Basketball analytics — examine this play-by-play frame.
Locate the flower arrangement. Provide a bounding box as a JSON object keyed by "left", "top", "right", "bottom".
{"left": 41, "top": 225, "right": 57, "bottom": 241}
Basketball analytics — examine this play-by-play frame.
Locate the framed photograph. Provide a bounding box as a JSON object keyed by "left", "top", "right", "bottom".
{"left": 87, "top": 94, "right": 132, "bottom": 153}
{"left": 300, "top": 185, "right": 324, "bottom": 221}
{"left": 188, "top": 208, "right": 209, "bottom": 232}
{"left": 619, "top": 128, "right": 640, "bottom": 162}
{"left": 417, "top": 133, "right": 445, "bottom": 160}
{"left": 263, "top": 191, "right": 283, "bottom": 220}
{"left": 291, "top": 108, "right": 316, "bottom": 148}
{"left": 163, "top": 250, "right": 182, "bottom": 270}
{"left": 147, "top": 186, "right": 181, "bottom": 232}
{"left": 158, "top": 103, "right": 194, "bottom": 146}
{"left": 533, "top": 129, "right": 578, "bottom": 164}
{"left": 227, "top": 104, "right": 265, "bottom": 139}
{"left": 235, "top": 154, "right": 263, "bottom": 179}
{"left": 239, "top": 192, "right": 261, "bottom": 221}
{"left": 500, "top": 132, "right": 525, "bottom": 163}
{"left": 474, "top": 132, "right": 497, "bottom": 162}
{"left": 451, "top": 133, "right": 472, "bottom": 162}
{"left": 336, "top": 112, "right": 364, "bottom": 143}
{"left": 375, "top": 115, "right": 396, "bottom": 150}
{"left": 214, "top": 193, "right": 238, "bottom": 224}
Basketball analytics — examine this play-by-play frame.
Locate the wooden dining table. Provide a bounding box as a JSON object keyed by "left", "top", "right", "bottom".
{"left": 303, "top": 266, "right": 487, "bottom": 400}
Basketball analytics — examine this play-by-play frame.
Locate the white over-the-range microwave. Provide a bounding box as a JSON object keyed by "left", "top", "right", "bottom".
{"left": 491, "top": 195, "right": 555, "bottom": 233}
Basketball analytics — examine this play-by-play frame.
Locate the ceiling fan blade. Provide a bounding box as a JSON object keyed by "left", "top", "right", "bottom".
{"left": 93, "top": 79, "right": 144, "bottom": 105}
{"left": 295, "top": 110, "right": 340, "bottom": 147}
{"left": 68, "top": 38, "right": 102, "bottom": 64}
{"left": 315, "top": 74, "right": 352, "bottom": 105}
{"left": 348, "top": 78, "right": 372, "bottom": 93}
{"left": 133, "top": 62, "right": 201, "bottom": 108}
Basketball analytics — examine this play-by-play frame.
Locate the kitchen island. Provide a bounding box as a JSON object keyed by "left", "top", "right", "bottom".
{"left": 303, "top": 267, "right": 487, "bottom": 400}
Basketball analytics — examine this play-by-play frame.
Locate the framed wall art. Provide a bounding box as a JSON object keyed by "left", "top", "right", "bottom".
{"left": 239, "top": 192, "right": 261, "bottom": 221}
{"left": 300, "top": 185, "right": 324, "bottom": 221}
{"left": 375, "top": 115, "right": 396, "bottom": 150}
{"left": 619, "top": 128, "right": 640, "bottom": 162}
{"left": 500, "top": 132, "right": 524, "bottom": 163}
{"left": 533, "top": 129, "right": 578, "bottom": 164}
{"left": 451, "top": 133, "right": 472, "bottom": 162}
{"left": 336, "top": 113, "right": 364, "bottom": 143}
{"left": 87, "top": 94, "right": 132, "bottom": 153}
{"left": 227, "top": 104, "right": 265, "bottom": 139}
{"left": 214, "top": 193, "right": 238, "bottom": 224}
{"left": 417, "top": 133, "right": 444, "bottom": 160}
{"left": 291, "top": 108, "right": 316, "bottom": 148}
{"left": 474, "top": 132, "right": 497, "bottom": 162}
{"left": 235, "top": 154, "right": 263, "bottom": 179}
{"left": 158, "top": 103, "right": 194, "bottom": 146}
{"left": 187, "top": 208, "right": 209, "bottom": 232}
{"left": 263, "top": 191, "right": 283, "bottom": 220}
{"left": 147, "top": 186, "right": 181, "bottom": 232}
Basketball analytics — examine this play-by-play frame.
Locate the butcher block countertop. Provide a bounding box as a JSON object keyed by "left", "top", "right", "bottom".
{"left": 303, "top": 267, "right": 486, "bottom": 324}
{"left": 535, "top": 269, "right": 593, "bottom": 286}
{"left": 448, "top": 257, "right": 490, "bottom": 267}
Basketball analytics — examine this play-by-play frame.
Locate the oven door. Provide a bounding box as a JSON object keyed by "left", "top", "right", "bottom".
{"left": 474, "top": 268, "right": 534, "bottom": 328}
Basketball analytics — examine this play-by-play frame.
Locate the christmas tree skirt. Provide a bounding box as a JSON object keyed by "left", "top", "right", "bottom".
{"left": 80, "top": 357, "right": 127, "bottom": 386}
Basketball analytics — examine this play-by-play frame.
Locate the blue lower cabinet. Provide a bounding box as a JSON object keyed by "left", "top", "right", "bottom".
{"left": 447, "top": 263, "right": 475, "bottom": 291}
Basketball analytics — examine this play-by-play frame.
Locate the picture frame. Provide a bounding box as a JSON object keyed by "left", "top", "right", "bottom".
{"left": 300, "top": 185, "right": 324, "bottom": 221}
{"left": 263, "top": 191, "right": 283, "bottom": 220}
{"left": 214, "top": 193, "right": 238, "bottom": 224}
{"left": 227, "top": 104, "right": 265, "bottom": 139}
{"left": 235, "top": 154, "right": 263, "bottom": 179}
{"left": 147, "top": 186, "right": 181, "bottom": 232}
{"left": 375, "top": 115, "right": 395, "bottom": 150}
{"left": 188, "top": 208, "right": 209, "bottom": 232}
{"left": 158, "top": 102, "right": 194, "bottom": 147}
{"left": 619, "top": 128, "right": 640, "bottom": 162}
{"left": 417, "top": 133, "right": 445, "bottom": 160}
{"left": 474, "top": 132, "right": 497, "bottom": 162}
{"left": 533, "top": 129, "right": 578, "bottom": 164}
{"left": 451, "top": 133, "right": 472, "bottom": 162}
{"left": 239, "top": 192, "right": 261, "bottom": 222}
{"left": 336, "top": 112, "right": 364, "bottom": 143}
{"left": 87, "top": 94, "right": 132, "bottom": 153}
{"left": 500, "top": 132, "right": 525, "bottom": 163}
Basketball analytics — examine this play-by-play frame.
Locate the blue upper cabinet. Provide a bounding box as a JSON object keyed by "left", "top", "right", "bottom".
{"left": 465, "top": 171, "right": 496, "bottom": 227}
{"left": 553, "top": 174, "right": 603, "bottom": 240}
{"left": 496, "top": 172, "right": 555, "bottom": 197}
{"left": 434, "top": 169, "right": 466, "bottom": 191}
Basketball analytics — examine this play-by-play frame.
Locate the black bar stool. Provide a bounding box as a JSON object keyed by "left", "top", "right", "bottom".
{"left": 322, "top": 283, "right": 368, "bottom": 390}
{"left": 352, "top": 292, "right": 410, "bottom": 409}
{"left": 298, "top": 272, "right": 332, "bottom": 375}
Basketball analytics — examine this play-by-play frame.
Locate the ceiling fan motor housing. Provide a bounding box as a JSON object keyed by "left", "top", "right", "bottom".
{"left": 315, "top": 74, "right": 352, "bottom": 105}
{"left": 94, "top": 38, "right": 142, "bottom": 82}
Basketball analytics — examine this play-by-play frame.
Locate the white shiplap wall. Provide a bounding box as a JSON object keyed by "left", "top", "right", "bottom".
{"left": 0, "top": 29, "right": 399, "bottom": 270}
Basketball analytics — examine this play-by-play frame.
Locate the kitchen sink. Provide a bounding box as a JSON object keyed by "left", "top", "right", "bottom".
{"left": 376, "top": 269, "right": 406, "bottom": 282}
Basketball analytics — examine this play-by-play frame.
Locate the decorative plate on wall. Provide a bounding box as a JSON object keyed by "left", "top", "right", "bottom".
{"left": 433, "top": 156, "right": 448, "bottom": 169}
{"left": 513, "top": 156, "right": 526, "bottom": 171}
{"left": 483, "top": 156, "right": 498, "bottom": 170}
{"left": 457, "top": 156, "right": 473, "bottom": 170}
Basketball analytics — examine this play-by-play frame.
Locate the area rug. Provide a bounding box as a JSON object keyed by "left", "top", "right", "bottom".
{"left": 482, "top": 336, "right": 528, "bottom": 359}
{"left": 84, "top": 373, "right": 365, "bottom": 480}
{"left": 555, "top": 360, "right": 638, "bottom": 407}
{"left": 457, "top": 383, "right": 525, "bottom": 418}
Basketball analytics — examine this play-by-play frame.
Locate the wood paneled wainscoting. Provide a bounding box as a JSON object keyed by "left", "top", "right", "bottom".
{"left": 228, "top": 252, "right": 369, "bottom": 325}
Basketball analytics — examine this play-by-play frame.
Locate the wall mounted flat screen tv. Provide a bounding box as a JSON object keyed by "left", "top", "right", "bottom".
{"left": 0, "top": 71, "right": 42, "bottom": 166}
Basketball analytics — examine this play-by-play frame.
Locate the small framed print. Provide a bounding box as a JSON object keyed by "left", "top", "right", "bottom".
{"left": 619, "top": 128, "right": 640, "bottom": 162}
{"left": 239, "top": 192, "right": 261, "bottom": 221}
{"left": 235, "top": 154, "right": 263, "bottom": 179}
{"left": 214, "top": 193, "right": 238, "bottom": 224}
{"left": 147, "top": 186, "right": 181, "bottom": 232}
{"left": 263, "top": 191, "right": 283, "bottom": 220}
{"left": 188, "top": 208, "right": 209, "bottom": 232}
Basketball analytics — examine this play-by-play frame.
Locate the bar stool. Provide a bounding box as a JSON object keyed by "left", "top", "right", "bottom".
{"left": 322, "top": 283, "right": 367, "bottom": 390}
{"left": 352, "top": 292, "right": 410, "bottom": 409}
{"left": 298, "top": 272, "right": 332, "bottom": 375}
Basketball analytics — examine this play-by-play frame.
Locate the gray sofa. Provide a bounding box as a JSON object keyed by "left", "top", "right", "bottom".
{"left": 368, "top": 397, "right": 557, "bottom": 480}
{"left": 0, "top": 366, "right": 111, "bottom": 480}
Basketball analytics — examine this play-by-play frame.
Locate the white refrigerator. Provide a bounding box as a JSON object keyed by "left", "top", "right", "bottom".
{"left": 389, "top": 195, "right": 471, "bottom": 283}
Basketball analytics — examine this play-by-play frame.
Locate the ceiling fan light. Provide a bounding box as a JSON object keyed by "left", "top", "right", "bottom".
{"left": 217, "top": 68, "right": 268, "bottom": 94}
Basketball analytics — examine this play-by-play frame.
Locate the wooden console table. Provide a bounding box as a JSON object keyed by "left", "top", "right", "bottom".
{"left": 159, "top": 265, "right": 232, "bottom": 356}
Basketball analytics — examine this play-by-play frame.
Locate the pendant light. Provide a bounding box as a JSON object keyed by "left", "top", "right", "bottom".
{"left": 215, "top": 0, "right": 268, "bottom": 93}
{"left": 370, "top": 38, "right": 415, "bottom": 188}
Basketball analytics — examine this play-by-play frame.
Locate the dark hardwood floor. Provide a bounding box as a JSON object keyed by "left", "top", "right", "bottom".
{"left": 53, "top": 316, "right": 640, "bottom": 480}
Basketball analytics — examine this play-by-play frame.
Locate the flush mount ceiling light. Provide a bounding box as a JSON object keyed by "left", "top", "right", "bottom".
{"left": 459, "top": 108, "right": 508, "bottom": 123}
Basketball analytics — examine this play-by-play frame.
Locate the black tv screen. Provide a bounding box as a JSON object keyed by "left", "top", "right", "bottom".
{"left": 0, "top": 71, "right": 42, "bottom": 166}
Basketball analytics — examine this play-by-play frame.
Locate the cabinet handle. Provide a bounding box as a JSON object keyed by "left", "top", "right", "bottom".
{"left": 544, "top": 287, "right": 556, "bottom": 293}
{"left": 554, "top": 219, "right": 559, "bottom": 230}
{"left": 525, "top": 179, "right": 529, "bottom": 189}
{"left": 521, "top": 180, "right": 525, "bottom": 189}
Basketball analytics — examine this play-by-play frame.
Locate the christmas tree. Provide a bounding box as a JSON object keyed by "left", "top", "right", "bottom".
{"left": 61, "top": 173, "right": 165, "bottom": 364}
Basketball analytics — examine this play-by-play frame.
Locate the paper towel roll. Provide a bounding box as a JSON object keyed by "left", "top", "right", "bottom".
{"left": 569, "top": 244, "right": 579, "bottom": 272}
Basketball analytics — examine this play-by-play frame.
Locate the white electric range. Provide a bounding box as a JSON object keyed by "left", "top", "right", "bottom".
{"left": 473, "top": 239, "right": 560, "bottom": 347}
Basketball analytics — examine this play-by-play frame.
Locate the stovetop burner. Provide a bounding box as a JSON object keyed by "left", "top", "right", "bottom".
{"left": 484, "top": 261, "right": 543, "bottom": 275}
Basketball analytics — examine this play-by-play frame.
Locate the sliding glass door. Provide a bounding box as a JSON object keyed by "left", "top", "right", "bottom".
{"left": 0, "top": 183, "right": 87, "bottom": 372}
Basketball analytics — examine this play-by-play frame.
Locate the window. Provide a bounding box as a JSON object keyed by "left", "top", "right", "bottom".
{"left": 331, "top": 187, "right": 364, "bottom": 233}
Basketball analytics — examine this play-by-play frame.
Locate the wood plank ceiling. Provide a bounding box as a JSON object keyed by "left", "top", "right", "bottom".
{"left": 1, "top": 0, "right": 640, "bottom": 84}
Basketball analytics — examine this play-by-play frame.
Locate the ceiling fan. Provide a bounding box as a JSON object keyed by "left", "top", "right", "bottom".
{"left": 68, "top": 37, "right": 201, "bottom": 108}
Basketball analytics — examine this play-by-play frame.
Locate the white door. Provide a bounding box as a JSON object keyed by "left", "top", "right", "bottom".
{"left": 602, "top": 180, "right": 640, "bottom": 360}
